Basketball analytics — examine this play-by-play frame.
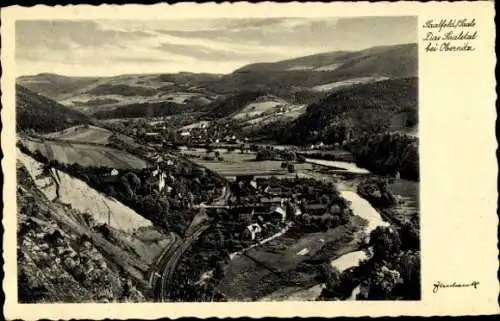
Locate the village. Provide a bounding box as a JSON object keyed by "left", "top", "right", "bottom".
{"left": 211, "top": 174, "right": 352, "bottom": 244}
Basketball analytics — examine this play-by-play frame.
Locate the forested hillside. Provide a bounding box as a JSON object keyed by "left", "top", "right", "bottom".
{"left": 204, "top": 91, "right": 267, "bottom": 118}
{"left": 92, "top": 101, "right": 191, "bottom": 119}
{"left": 279, "top": 77, "right": 418, "bottom": 144}
{"left": 16, "top": 85, "right": 91, "bottom": 133}
{"left": 234, "top": 44, "right": 416, "bottom": 76}
{"left": 16, "top": 73, "right": 100, "bottom": 101}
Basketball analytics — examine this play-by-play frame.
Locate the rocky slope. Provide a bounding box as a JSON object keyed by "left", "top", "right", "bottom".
{"left": 16, "top": 151, "right": 174, "bottom": 302}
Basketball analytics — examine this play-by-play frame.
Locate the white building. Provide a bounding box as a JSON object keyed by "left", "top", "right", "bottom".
{"left": 271, "top": 205, "right": 287, "bottom": 222}
{"left": 246, "top": 223, "right": 262, "bottom": 241}
{"left": 158, "top": 172, "right": 167, "bottom": 192}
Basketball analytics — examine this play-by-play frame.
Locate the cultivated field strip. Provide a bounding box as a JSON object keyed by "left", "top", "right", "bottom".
{"left": 20, "top": 137, "right": 149, "bottom": 169}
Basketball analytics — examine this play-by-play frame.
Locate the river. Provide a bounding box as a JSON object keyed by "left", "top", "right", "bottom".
{"left": 305, "top": 158, "right": 370, "bottom": 174}
{"left": 326, "top": 186, "right": 392, "bottom": 301}
{"left": 330, "top": 190, "right": 389, "bottom": 273}
{"left": 181, "top": 144, "right": 414, "bottom": 300}
{"left": 340, "top": 190, "right": 390, "bottom": 236}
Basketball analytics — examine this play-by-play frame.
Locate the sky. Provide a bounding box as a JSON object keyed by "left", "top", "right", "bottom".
{"left": 16, "top": 16, "right": 417, "bottom": 77}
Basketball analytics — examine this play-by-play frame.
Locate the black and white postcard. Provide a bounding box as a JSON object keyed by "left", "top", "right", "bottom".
{"left": 1, "top": 2, "right": 497, "bottom": 319}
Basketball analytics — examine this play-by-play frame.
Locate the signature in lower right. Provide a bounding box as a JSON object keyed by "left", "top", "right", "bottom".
{"left": 433, "top": 281, "right": 480, "bottom": 293}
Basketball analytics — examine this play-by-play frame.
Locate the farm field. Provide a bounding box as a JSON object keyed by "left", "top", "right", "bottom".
{"left": 44, "top": 125, "right": 113, "bottom": 144}
{"left": 231, "top": 98, "right": 287, "bottom": 120}
{"left": 19, "top": 136, "right": 149, "bottom": 169}
{"left": 240, "top": 104, "right": 307, "bottom": 129}
{"left": 181, "top": 148, "right": 313, "bottom": 178}
{"left": 218, "top": 223, "right": 360, "bottom": 301}
{"left": 311, "top": 76, "right": 389, "bottom": 92}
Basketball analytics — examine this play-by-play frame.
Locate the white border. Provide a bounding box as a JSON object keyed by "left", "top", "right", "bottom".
{"left": 2, "top": 2, "right": 498, "bottom": 319}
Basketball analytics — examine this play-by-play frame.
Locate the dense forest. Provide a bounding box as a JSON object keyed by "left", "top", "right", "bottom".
{"left": 357, "top": 177, "right": 398, "bottom": 208}
{"left": 345, "top": 133, "right": 419, "bottom": 181}
{"left": 93, "top": 101, "right": 195, "bottom": 119}
{"left": 16, "top": 85, "right": 91, "bottom": 133}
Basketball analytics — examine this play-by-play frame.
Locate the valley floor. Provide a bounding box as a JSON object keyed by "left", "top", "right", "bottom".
{"left": 16, "top": 129, "right": 419, "bottom": 303}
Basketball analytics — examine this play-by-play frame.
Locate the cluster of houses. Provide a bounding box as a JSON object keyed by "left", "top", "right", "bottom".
{"left": 232, "top": 175, "right": 330, "bottom": 241}
{"left": 178, "top": 129, "right": 249, "bottom": 146}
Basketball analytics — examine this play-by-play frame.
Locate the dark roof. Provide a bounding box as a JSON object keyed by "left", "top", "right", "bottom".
{"left": 261, "top": 197, "right": 284, "bottom": 203}
{"left": 304, "top": 203, "right": 328, "bottom": 210}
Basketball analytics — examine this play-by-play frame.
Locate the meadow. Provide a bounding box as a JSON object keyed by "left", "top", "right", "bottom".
{"left": 181, "top": 148, "right": 313, "bottom": 178}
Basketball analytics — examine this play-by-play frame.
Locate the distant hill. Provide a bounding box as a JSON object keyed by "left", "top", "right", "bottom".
{"left": 17, "top": 73, "right": 221, "bottom": 118}
{"left": 16, "top": 85, "right": 91, "bottom": 133}
{"left": 18, "top": 44, "right": 417, "bottom": 100}
{"left": 17, "top": 73, "right": 101, "bottom": 101}
{"left": 235, "top": 44, "right": 416, "bottom": 75}
{"left": 225, "top": 44, "right": 417, "bottom": 91}
{"left": 44, "top": 125, "right": 114, "bottom": 145}
{"left": 279, "top": 77, "right": 418, "bottom": 144}
{"left": 16, "top": 43, "right": 417, "bottom": 123}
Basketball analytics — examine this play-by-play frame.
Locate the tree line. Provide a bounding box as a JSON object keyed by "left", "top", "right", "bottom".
{"left": 346, "top": 132, "right": 419, "bottom": 181}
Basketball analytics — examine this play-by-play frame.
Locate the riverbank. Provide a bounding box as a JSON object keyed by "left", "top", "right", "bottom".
{"left": 218, "top": 220, "right": 361, "bottom": 301}
{"left": 320, "top": 178, "right": 420, "bottom": 301}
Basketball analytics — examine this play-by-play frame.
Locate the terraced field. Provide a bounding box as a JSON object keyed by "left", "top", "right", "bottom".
{"left": 20, "top": 136, "right": 149, "bottom": 169}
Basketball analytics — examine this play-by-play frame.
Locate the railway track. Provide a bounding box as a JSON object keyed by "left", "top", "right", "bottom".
{"left": 150, "top": 184, "right": 230, "bottom": 301}
{"left": 148, "top": 157, "right": 231, "bottom": 301}
{"left": 156, "top": 224, "right": 210, "bottom": 301}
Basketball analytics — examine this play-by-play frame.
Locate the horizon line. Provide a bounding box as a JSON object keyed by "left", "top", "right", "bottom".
{"left": 17, "top": 42, "right": 417, "bottom": 79}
